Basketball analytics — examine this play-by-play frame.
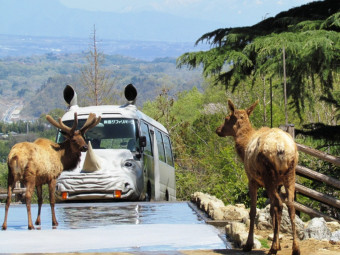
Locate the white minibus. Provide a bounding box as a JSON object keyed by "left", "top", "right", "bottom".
{"left": 55, "top": 84, "right": 176, "bottom": 202}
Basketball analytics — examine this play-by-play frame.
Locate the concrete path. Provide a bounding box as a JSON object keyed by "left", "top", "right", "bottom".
{"left": 0, "top": 202, "right": 227, "bottom": 253}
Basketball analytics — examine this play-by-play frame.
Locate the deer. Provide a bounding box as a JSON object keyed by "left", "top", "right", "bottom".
{"left": 216, "top": 100, "right": 300, "bottom": 255}
{"left": 2, "top": 112, "right": 101, "bottom": 230}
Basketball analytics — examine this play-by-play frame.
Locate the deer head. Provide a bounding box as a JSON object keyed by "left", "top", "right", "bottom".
{"left": 46, "top": 113, "right": 101, "bottom": 152}
{"left": 216, "top": 100, "right": 258, "bottom": 137}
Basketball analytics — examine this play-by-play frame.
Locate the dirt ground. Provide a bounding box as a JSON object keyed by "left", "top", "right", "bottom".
{"left": 185, "top": 228, "right": 340, "bottom": 255}
{"left": 31, "top": 229, "right": 340, "bottom": 255}
{"left": 251, "top": 228, "right": 340, "bottom": 255}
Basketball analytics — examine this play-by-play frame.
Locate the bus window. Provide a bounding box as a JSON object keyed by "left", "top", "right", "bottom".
{"left": 155, "top": 130, "right": 166, "bottom": 162}
{"left": 57, "top": 118, "right": 138, "bottom": 151}
{"left": 140, "top": 121, "right": 153, "bottom": 156}
{"left": 163, "top": 134, "right": 174, "bottom": 167}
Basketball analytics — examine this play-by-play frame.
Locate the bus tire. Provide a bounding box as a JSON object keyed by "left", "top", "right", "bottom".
{"left": 145, "top": 181, "right": 151, "bottom": 202}
{"left": 165, "top": 189, "right": 169, "bottom": 201}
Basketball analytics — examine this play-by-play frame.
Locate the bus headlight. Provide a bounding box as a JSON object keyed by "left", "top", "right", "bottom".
{"left": 61, "top": 192, "right": 68, "bottom": 200}
{"left": 114, "top": 190, "right": 122, "bottom": 198}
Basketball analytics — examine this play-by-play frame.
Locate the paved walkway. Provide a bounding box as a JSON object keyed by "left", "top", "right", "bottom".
{"left": 0, "top": 202, "right": 228, "bottom": 253}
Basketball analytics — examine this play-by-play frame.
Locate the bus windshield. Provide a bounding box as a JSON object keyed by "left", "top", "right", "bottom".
{"left": 57, "top": 118, "right": 138, "bottom": 151}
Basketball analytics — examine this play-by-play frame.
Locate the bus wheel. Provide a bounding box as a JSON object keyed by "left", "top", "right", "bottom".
{"left": 165, "top": 189, "right": 169, "bottom": 201}
{"left": 145, "top": 181, "right": 151, "bottom": 202}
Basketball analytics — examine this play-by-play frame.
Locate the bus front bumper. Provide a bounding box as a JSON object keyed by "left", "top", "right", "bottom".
{"left": 56, "top": 172, "right": 142, "bottom": 201}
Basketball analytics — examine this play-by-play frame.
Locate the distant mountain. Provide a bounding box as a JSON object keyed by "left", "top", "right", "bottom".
{"left": 0, "top": 0, "right": 222, "bottom": 42}
{"left": 0, "top": 34, "right": 208, "bottom": 61}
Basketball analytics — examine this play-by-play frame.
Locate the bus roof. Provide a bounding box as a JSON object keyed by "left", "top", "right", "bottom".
{"left": 61, "top": 104, "right": 168, "bottom": 134}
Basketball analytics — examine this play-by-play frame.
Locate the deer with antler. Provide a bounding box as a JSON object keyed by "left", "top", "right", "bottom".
{"left": 2, "top": 112, "right": 101, "bottom": 230}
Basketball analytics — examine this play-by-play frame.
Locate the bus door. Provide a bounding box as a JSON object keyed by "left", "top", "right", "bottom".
{"left": 154, "top": 129, "right": 176, "bottom": 201}
{"left": 140, "top": 121, "right": 158, "bottom": 201}
{"left": 150, "top": 128, "right": 161, "bottom": 200}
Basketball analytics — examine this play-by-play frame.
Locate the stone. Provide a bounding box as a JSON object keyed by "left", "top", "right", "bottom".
{"left": 222, "top": 204, "right": 249, "bottom": 221}
{"left": 304, "top": 217, "right": 332, "bottom": 240}
{"left": 326, "top": 221, "right": 340, "bottom": 232}
{"left": 207, "top": 199, "right": 225, "bottom": 220}
{"left": 268, "top": 233, "right": 284, "bottom": 241}
{"left": 255, "top": 204, "right": 305, "bottom": 239}
{"left": 210, "top": 206, "right": 224, "bottom": 220}
{"left": 253, "top": 238, "right": 262, "bottom": 249}
{"left": 330, "top": 230, "right": 340, "bottom": 243}
{"left": 225, "top": 222, "right": 261, "bottom": 249}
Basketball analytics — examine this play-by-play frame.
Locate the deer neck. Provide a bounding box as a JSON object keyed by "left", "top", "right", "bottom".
{"left": 58, "top": 141, "right": 82, "bottom": 170}
{"left": 233, "top": 122, "right": 256, "bottom": 162}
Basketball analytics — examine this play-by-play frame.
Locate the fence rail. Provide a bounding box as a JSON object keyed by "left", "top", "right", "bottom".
{"left": 295, "top": 143, "right": 340, "bottom": 222}
{"left": 296, "top": 143, "right": 340, "bottom": 167}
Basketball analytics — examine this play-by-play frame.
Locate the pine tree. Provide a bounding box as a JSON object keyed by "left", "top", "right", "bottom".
{"left": 177, "top": 0, "right": 340, "bottom": 120}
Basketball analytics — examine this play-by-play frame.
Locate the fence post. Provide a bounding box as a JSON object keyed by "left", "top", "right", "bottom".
{"left": 279, "top": 124, "right": 295, "bottom": 138}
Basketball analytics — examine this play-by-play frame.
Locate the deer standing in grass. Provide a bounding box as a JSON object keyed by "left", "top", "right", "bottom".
{"left": 2, "top": 112, "right": 101, "bottom": 230}
{"left": 216, "top": 100, "right": 300, "bottom": 255}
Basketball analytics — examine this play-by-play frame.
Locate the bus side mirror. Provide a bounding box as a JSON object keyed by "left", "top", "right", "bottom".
{"left": 139, "top": 136, "right": 147, "bottom": 148}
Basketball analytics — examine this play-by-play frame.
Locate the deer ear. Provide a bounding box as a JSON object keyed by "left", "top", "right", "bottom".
{"left": 228, "top": 100, "right": 235, "bottom": 113}
{"left": 247, "top": 100, "right": 258, "bottom": 116}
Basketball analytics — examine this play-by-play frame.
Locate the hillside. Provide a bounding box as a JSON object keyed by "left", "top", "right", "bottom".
{"left": 0, "top": 34, "right": 208, "bottom": 61}
{"left": 0, "top": 53, "right": 204, "bottom": 120}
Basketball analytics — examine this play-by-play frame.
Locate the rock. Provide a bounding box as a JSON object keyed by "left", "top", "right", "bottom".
{"left": 225, "top": 222, "right": 261, "bottom": 249}
{"left": 326, "top": 221, "right": 340, "bottom": 232}
{"left": 222, "top": 204, "right": 249, "bottom": 221}
{"left": 207, "top": 199, "right": 225, "bottom": 220}
{"left": 255, "top": 205, "right": 272, "bottom": 230}
{"left": 255, "top": 204, "right": 305, "bottom": 239}
{"left": 268, "top": 233, "right": 284, "bottom": 241}
{"left": 330, "top": 230, "right": 340, "bottom": 243}
{"left": 304, "top": 217, "right": 332, "bottom": 240}
{"left": 191, "top": 192, "right": 225, "bottom": 218}
{"left": 253, "top": 238, "right": 262, "bottom": 249}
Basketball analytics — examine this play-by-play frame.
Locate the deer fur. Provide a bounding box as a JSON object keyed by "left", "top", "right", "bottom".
{"left": 216, "top": 100, "right": 300, "bottom": 255}
{"left": 2, "top": 112, "right": 101, "bottom": 230}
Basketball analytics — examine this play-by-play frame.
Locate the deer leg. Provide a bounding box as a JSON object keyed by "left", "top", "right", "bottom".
{"left": 2, "top": 172, "right": 15, "bottom": 230}
{"left": 35, "top": 185, "right": 43, "bottom": 225}
{"left": 243, "top": 179, "right": 258, "bottom": 252}
{"left": 266, "top": 184, "right": 283, "bottom": 254}
{"left": 25, "top": 180, "right": 35, "bottom": 230}
{"left": 48, "top": 179, "right": 58, "bottom": 228}
{"left": 284, "top": 181, "right": 300, "bottom": 255}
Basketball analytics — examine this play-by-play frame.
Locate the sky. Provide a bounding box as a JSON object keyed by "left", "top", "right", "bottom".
{"left": 59, "top": 0, "right": 317, "bottom": 28}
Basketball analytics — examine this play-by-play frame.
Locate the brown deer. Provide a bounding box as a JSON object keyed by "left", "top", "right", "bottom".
{"left": 216, "top": 100, "right": 300, "bottom": 255}
{"left": 2, "top": 112, "right": 101, "bottom": 230}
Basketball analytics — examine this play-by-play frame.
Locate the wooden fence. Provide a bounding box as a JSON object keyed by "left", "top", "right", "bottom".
{"left": 294, "top": 143, "right": 340, "bottom": 222}
{"left": 280, "top": 125, "right": 340, "bottom": 222}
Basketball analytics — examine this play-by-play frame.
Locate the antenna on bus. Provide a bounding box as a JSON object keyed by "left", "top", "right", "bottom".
{"left": 63, "top": 85, "right": 78, "bottom": 108}
{"left": 124, "top": 84, "right": 137, "bottom": 105}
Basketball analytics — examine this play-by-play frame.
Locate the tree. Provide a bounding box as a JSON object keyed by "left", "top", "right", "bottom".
{"left": 177, "top": 0, "right": 340, "bottom": 120}
{"left": 81, "top": 25, "right": 117, "bottom": 106}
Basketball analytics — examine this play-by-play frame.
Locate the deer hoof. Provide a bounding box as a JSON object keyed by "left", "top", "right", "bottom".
{"left": 242, "top": 244, "right": 253, "bottom": 252}
{"left": 269, "top": 248, "right": 278, "bottom": 254}
{"left": 292, "top": 248, "right": 301, "bottom": 255}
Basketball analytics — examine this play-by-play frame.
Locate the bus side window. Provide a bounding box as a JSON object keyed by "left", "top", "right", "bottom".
{"left": 155, "top": 130, "right": 166, "bottom": 162}
{"left": 140, "top": 121, "right": 153, "bottom": 156}
{"left": 162, "top": 134, "right": 174, "bottom": 167}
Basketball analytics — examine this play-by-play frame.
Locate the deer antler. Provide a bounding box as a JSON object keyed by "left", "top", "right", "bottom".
{"left": 46, "top": 112, "right": 78, "bottom": 135}
{"left": 80, "top": 113, "right": 101, "bottom": 135}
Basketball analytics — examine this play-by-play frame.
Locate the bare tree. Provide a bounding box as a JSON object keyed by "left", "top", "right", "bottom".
{"left": 81, "top": 25, "right": 117, "bottom": 106}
